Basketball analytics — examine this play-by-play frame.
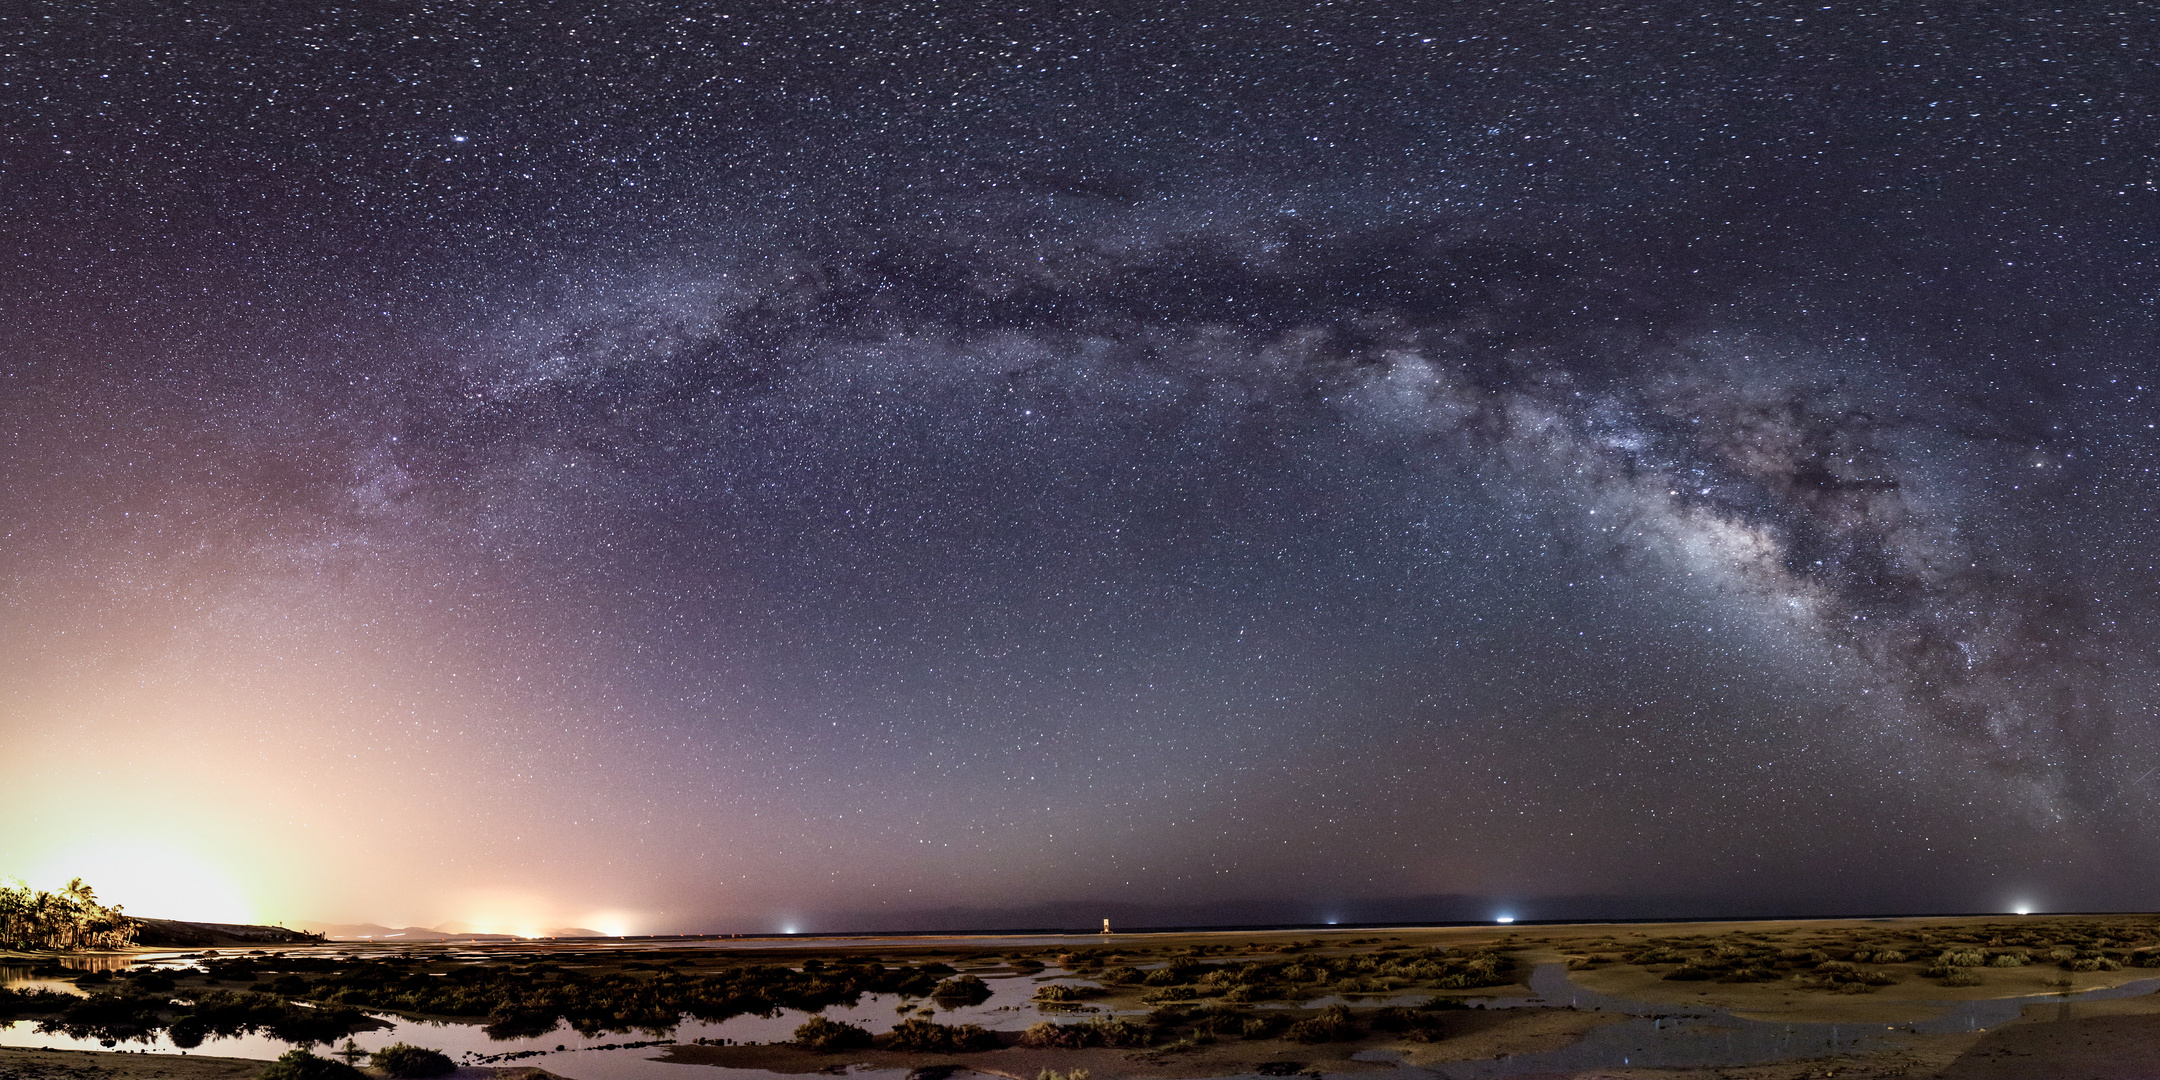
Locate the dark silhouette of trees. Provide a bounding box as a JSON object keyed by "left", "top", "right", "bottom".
{"left": 0, "top": 877, "right": 138, "bottom": 951}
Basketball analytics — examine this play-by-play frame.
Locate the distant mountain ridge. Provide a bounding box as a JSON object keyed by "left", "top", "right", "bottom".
{"left": 132, "top": 918, "right": 325, "bottom": 947}
{"left": 293, "top": 921, "right": 610, "bottom": 941}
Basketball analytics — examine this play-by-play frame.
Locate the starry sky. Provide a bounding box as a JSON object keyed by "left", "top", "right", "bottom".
{"left": 3, "top": 3, "right": 2159, "bottom": 934}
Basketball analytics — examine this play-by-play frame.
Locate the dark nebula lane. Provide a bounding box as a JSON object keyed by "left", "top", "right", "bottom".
{"left": 3, "top": 3, "right": 2158, "bottom": 932}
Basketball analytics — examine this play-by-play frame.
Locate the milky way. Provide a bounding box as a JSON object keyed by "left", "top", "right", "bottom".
{"left": 3, "top": 4, "right": 2158, "bottom": 930}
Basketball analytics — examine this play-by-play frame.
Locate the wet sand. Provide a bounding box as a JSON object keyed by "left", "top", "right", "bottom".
{"left": 0, "top": 1050, "right": 559, "bottom": 1080}
{"left": 661, "top": 1006, "right": 1620, "bottom": 1078}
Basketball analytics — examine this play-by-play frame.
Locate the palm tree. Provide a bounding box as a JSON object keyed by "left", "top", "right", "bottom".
{"left": 0, "top": 876, "right": 138, "bottom": 951}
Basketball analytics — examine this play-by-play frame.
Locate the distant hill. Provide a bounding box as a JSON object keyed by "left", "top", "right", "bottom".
{"left": 295, "top": 922, "right": 522, "bottom": 942}
{"left": 132, "top": 918, "right": 326, "bottom": 947}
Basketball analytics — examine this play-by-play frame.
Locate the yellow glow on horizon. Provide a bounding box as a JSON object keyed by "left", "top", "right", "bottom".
{"left": 29, "top": 841, "right": 256, "bottom": 925}
{"left": 581, "top": 910, "right": 635, "bottom": 938}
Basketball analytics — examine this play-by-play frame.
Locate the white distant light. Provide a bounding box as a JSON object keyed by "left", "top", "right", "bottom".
{"left": 782, "top": 925, "right": 799, "bottom": 935}
{"left": 1496, "top": 915, "right": 1515, "bottom": 924}
{"left": 2014, "top": 907, "right": 2032, "bottom": 916}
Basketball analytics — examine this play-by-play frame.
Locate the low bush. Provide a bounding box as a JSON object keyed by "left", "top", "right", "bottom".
{"left": 369, "top": 1044, "right": 455, "bottom": 1078}
{"left": 1717, "top": 966, "right": 1781, "bottom": 983}
{"left": 1239, "top": 1013, "right": 1288, "bottom": 1039}
{"left": 928, "top": 976, "right": 992, "bottom": 1005}
{"left": 794, "top": 1016, "right": 874, "bottom": 1052}
{"left": 1369, "top": 1006, "right": 1447, "bottom": 1042}
{"left": 258, "top": 1050, "right": 364, "bottom": 1080}
{"left": 1284, "top": 1005, "right": 1358, "bottom": 1043}
{"left": 883, "top": 1018, "right": 999, "bottom": 1053}
{"left": 1940, "top": 970, "right": 1984, "bottom": 987}
{"left": 1015, "top": 1017, "right": 1152, "bottom": 1049}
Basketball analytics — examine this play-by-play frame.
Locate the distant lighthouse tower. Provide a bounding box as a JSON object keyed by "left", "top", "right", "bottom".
{"left": 1100, "top": 918, "right": 1112, "bottom": 935}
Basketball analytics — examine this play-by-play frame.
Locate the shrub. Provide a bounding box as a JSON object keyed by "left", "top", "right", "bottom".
{"left": 2068, "top": 957, "right": 2122, "bottom": 972}
{"left": 1939, "top": 950, "right": 1988, "bottom": 967}
{"left": 369, "top": 1044, "right": 455, "bottom": 1078}
{"left": 928, "top": 976, "right": 992, "bottom": 1005}
{"left": 1284, "top": 1005, "right": 1358, "bottom": 1043}
{"left": 1032, "top": 984, "right": 1100, "bottom": 1002}
{"left": 1989, "top": 953, "right": 2027, "bottom": 967}
{"left": 795, "top": 1016, "right": 874, "bottom": 1052}
{"left": 1717, "top": 966, "right": 1781, "bottom": 983}
{"left": 1369, "top": 1006, "right": 1446, "bottom": 1042}
{"left": 1016, "top": 1017, "right": 1151, "bottom": 1049}
{"left": 883, "top": 1018, "right": 999, "bottom": 1053}
{"left": 258, "top": 1050, "right": 365, "bottom": 1080}
{"left": 1239, "top": 1013, "right": 1288, "bottom": 1039}
{"left": 1940, "top": 970, "right": 1984, "bottom": 987}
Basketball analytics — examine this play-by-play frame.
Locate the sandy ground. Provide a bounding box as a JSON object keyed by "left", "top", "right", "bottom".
{"left": 660, "top": 1007, "right": 1620, "bottom": 1078}
{"left": 0, "top": 1051, "right": 561, "bottom": 1080}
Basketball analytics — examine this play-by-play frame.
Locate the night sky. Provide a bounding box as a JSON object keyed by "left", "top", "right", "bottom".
{"left": 4, "top": 3, "right": 2159, "bottom": 934}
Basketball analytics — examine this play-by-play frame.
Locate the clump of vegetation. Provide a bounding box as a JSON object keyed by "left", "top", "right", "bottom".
{"left": 1369, "top": 1006, "right": 1447, "bottom": 1042}
{"left": 929, "top": 975, "right": 993, "bottom": 1005}
{"left": 368, "top": 1044, "right": 455, "bottom": 1078}
{"left": 1016, "top": 1016, "right": 1152, "bottom": 1049}
{"left": 1940, "top": 970, "right": 1985, "bottom": 987}
{"left": 1239, "top": 1013, "right": 1289, "bottom": 1039}
{"left": 0, "top": 877, "right": 138, "bottom": 951}
{"left": 0, "top": 986, "right": 78, "bottom": 1018}
{"left": 258, "top": 1050, "right": 365, "bottom": 1080}
{"left": 1793, "top": 962, "right": 1897, "bottom": 994}
{"left": 883, "top": 1018, "right": 999, "bottom": 1052}
{"left": 794, "top": 1016, "right": 873, "bottom": 1052}
{"left": 1035, "top": 1070, "right": 1090, "bottom": 1080}
{"left": 1938, "top": 949, "right": 1989, "bottom": 967}
{"left": 1284, "top": 1004, "right": 1359, "bottom": 1043}
{"left": 1032, "top": 983, "right": 1101, "bottom": 1002}
{"left": 1989, "top": 953, "right": 2028, "bottom": 967}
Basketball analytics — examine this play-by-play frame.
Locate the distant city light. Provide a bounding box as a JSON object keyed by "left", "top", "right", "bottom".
{"left": 782, "top": 924, "right": 799, "bottom": 934}
{"left": 1496, "top": 915, "right": 1516, "bottom": 924}
{"left": 2014, "top": 906, "right": 2032, "bottom": 916}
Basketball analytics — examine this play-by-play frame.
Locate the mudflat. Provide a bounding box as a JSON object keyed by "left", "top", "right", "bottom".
{"left": 0, "top": 1051, "right": 559, "bottom": 1080}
